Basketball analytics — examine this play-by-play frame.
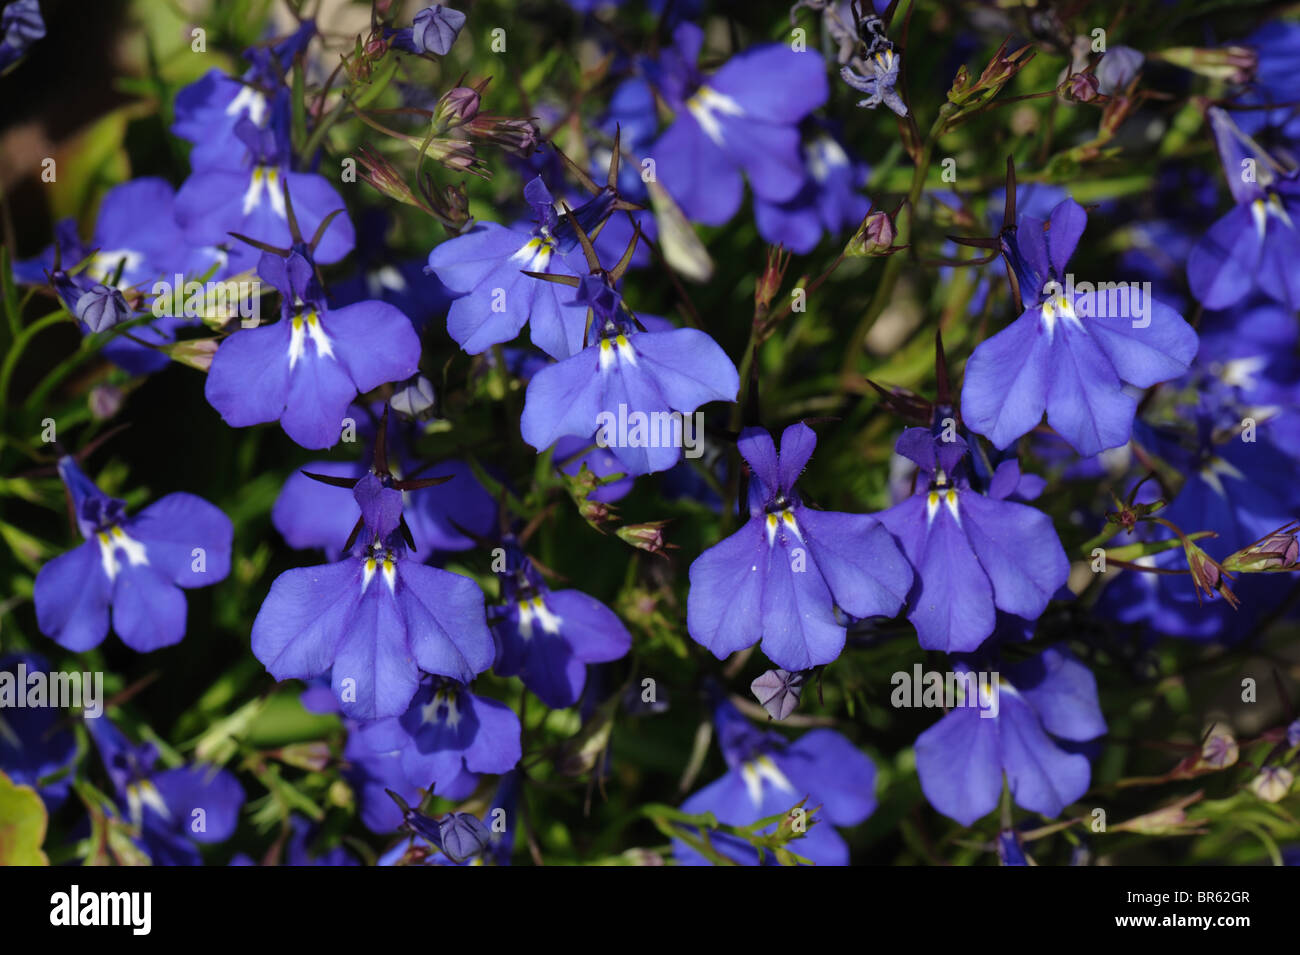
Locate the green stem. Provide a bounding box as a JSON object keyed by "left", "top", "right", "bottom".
{"left": 0, "top": 310, "right": 69, "bottom": 416}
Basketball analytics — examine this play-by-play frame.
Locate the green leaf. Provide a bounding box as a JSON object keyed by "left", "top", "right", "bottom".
{"left": 0, "top": 770, "right": 49, "bottom": 865}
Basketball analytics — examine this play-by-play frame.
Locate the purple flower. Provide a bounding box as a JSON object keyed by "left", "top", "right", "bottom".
{"left": 647, "top": 23, "right": 829, "bottom": 226}
{"left": 356, "top": 678, "right": 521, "bottom": 797}
{"left": 204, "top": 249, "right": 421, "bottom": 450}
{"left": 33, "top": 457, "right": 232, "bottom": 653}
{"left": 174, "top": 106, "right": 354, "bottom": 265}
{"left": 753, "top": 128, "right": 871, "bottom": 254}
{"left": 271, "top": 407, "right": 496, "bottom": 559}
{"left": 1186, "top": 107, "right": 1300, "bottom": 311}
{"left": 0, "top": 0, "right": 43, "bottom": 70}
{"left": 674, "top": 699, "right": 876, "bottom": 866}
{"left": 875, "top": 428, "right": 1068, "bottom": 653}
{"left": 16, "top": 177, "right": 238, "bottom": 375}
{"left": 0, "top": 653, "right": 78, "bottom": 810}
{"left": 87, "top": 716, "right": 245, "bottom": 866}
{"left": 687, "top": 423, "right": 911, "bottom": 670}
{"left": 962, "top": 197, "right": 1197, "bottom": 455}
{"left": 490, "top": 540, "right": 632, "bottom": 709}
{"left": 915, "top": 646, "right": 1105, "bottom": 826}
{"left": 520, "top": 277, "right": 738, "bottom": 475}
{"left": 427, "top": 177, "right": 623, "bottom": 359}
{"left": 171, "top": 21, "right": 315, "bottom": 172}
{"left": 251, "top": 471, "right": 494, "bottom": 720}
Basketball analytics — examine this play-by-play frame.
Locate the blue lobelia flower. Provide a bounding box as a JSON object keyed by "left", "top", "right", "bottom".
{"left": 174, "top": 98, "right": 354, "bottom": 265}
{"left": 646, "top": 22, "right": 829, "bottom": 227}
{"left": 204, "top": 248, "right": 421, "bottom": 450}
{"left": 1186, "top": 107, "right": 1300, "bottom": 311}
{"left": 34, "top": 456, "right": 232, "bottom": 653}
{"left": 355, "top": 677, "right": 521, "bottom": 798}
{"left": 489, "top": 539, "right": 632, "bottom": 709}
{"left": 962, "top": 196, "right": 1197, "bottom": 456}
{"left": 427, "top": 176, "right": 627, "bottom": 359}
{"left": 687, "top": 423, "right": 912, "bottom": 671}
{"left": 0, "top": 0, "right": 43, "bottom": 71}
{"left": 753, "top": 126, "right": 871, "bottom": 255}
{"left": 271, "top": 404, "right": 496, "bottom": 560}
{"left": 914, "top": 645, "right": 1106, "bottom": 826}
{"left": 520, "top": 275, "right": 739, "bottom": 475}
{"left": 15, "top": 177, "right": 241, "bottom": 375}
{"left": 0, "top": 653, "right": 79, "bottom": 811}
{"left": 250, "top": 453, "right": 494, "bottom": 720}
{"left": 86, "top": 716, "right": 245, "bottom": 866}
{"left": 874, "top": 427, "right": 1069, "bottom": 654}
{"left": 171, "top": 19, "right": 316, "bottom": 173}
{"left": 675, "top": 699, "right": 877, "bottom": 866}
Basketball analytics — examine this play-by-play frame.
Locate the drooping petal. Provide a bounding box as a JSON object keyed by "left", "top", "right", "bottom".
{"left": 719, "top": 117, "right": 806, "bottom": 205}
{"left": 33, "top": 541, "right": 112, "bottom": 651}
{"left": 958, "top": 491, "right": 1068, "bottom": 622}
{"left": 1046, "top": 319, "right": 1136, "bottom": 455}
{"left": 626, "top": 329, "right": 739, "bottom": 411}
{"left": 280, "top": 349, "right": 359, "bottom": 450}
{"left": 151, "top": 765, "right": 245, "bottom": 843}
{"left": 687, "top": 519, "right": 767, "bottom": 659}
{"left": 326, "top": 300, "right": 421, "bottom": 393}
{"left": 1006, "top": 646, "right": 1107, "bottom": 743}
{"left": 795, "top": 508, "right": 911, "bottom": 619}
{"left": 126, "top": 493, "right": 233, "bottom": 588}
{"left": 544, "top": 589, "right": 633, "bottom": 663}
{"left": 332, "top": 584, "right": 418, "bottom": 720}
{"left": 914, "top": 706, "right": 1002, "bottom": 827}
{"left": 1186, "top": 204, "right": 1263, "bottom": 309}
{"left": 111, "top": 563, "right": 188, "bottom": 652}
{"left": 462, "top": 695, "right": 522, "bottom": 775}
{"left": 603, "top": 357, "right": 684, "bottom": 475}
{"left": 204, "top": 321, "right": 293, "bottom": 428}
{"left": 251, "top": 560, "right": 362, "bottom": 681}
{"left": 999, "top": 691, "right": 1092, "bottom": 817}
{"left": 1079, "top": 294, "right": 1196, "bottom": 388}
{"left": 759, "top": 533, "right": 844, "bottom": 670}
{"left": 519, "top": 347, "right": 605, "bottom": 452}
{"left": 651, "top": 117, "right": 743, "bottom": 227}
{"left": 961, "top": 309, "right": 1052, "bottom": 449}
{"left": 395, "top": 563, "right": 494, "bottom": 684}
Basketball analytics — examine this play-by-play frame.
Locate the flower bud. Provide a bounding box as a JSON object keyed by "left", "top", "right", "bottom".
{"left": 617, "top": 520, "right": 674, "bottom": 556}
{"left": 434, "top": 86, "right": 481, "bottom": 132}
{"left": 75, "top": 283, "right": 131, "bottom": 332}
{"left": 847, "top": 209, "right": 896, "bottom": 257}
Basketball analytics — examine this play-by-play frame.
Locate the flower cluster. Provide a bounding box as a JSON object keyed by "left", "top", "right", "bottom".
{"left": 3, "top": 0, "right": 1300, "bottom": 871}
